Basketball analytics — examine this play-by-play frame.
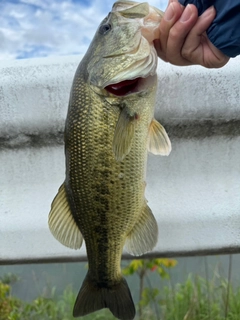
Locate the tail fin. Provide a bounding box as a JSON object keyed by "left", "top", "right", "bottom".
{"left": 73, "top": 272, "right": 136, "bottom": 320}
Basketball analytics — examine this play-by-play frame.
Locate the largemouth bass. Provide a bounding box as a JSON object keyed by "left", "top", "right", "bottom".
{"left": 48, "top": 1, "right": 171, "bottom": 319}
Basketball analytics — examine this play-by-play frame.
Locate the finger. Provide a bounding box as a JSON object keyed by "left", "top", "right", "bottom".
{"left": 182, "top": 6, "right": 216, "bottom": 64}
{"left": 156, "top": 2, "right": 184, "bottom": 61}
{"left": 205, "top": 38, "right": 230, "bottom": 68}
{"left": 165, "top": 4, "right": 199, "bottom": 65}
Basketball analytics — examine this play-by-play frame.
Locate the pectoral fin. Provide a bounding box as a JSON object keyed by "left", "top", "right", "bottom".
{"left": 113, "top": 108, "right": 138, "bottom": 161}
{"left": 147, "top": 118, "right": 171, "bottom": 156}
{"left": 125, "top": 203, "right": 158, "bottom": 256}
{"left": 48, "top": 183, "right": 83, "bottom": 250}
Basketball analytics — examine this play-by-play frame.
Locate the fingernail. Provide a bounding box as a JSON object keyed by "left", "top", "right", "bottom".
{"left": 164, "top": 3, "right": 174, "bottom": 21}
{"left": 180, "top": 4, "right": 193, "bottom": 22}
{"left": 201, "top": 5, "right": 215, "bottom": 18}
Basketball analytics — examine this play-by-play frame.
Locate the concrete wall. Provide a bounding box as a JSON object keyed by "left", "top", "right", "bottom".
{"left": 1, "top": 56, "right": 240, "bottom": 264}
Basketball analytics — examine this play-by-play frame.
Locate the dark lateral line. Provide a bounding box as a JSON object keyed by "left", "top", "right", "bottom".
{"left": 0, "top": 245, "right": 239, "bottom": 266}
{"left": 0, "top": 119, "right": 240, "bottom": 150}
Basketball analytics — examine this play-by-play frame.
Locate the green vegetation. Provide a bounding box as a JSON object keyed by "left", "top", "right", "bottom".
{"left": 122, "top": 258, "right": 177, "bottom": 319}
{"left": 1, "top": 259, "right": 240, "bottom": 320}
{"left": 0, "top": 273, "right": 115, "bottom": 320}
{"left": 122, "top": 258, "right": 240, "bottom": 320}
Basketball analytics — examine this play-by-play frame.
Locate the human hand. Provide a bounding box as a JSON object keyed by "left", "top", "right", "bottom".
{"left": 154, "top": 0, "right": 229, "bottom": 68}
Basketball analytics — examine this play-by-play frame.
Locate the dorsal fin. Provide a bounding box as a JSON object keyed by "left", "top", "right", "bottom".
{"left": 48, "top": 183, "right": 83, "bottom": 249}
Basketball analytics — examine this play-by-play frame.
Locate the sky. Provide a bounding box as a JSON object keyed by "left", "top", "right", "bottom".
{"left": 0, "top": 0, "right": 169, "bottom": 60}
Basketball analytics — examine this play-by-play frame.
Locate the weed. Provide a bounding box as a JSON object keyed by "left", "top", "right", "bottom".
{"left": 1, "top": 257, "right": 240, "bottom": 320}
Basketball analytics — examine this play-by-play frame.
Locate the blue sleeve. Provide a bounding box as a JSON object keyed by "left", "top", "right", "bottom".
{"left": 178, "top": 0, "right": 240, "bottom": 57}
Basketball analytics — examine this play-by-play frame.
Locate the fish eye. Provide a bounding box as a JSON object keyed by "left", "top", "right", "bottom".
{"left": 99, "top": 23, "right": 112, "bottom": 35}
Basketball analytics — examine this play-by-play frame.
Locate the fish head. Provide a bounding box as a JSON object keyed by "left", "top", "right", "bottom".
{"left": 84, "top": 0, "right": 163, "bottom": 97}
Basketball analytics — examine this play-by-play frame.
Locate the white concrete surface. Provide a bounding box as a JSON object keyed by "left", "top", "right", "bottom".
{"left": 0, "top": 56, "right": 240, "bottom": 264}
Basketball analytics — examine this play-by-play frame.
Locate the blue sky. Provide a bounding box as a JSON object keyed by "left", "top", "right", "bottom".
{"left": 0, "top": 0, "right": 169, "bottom": 60}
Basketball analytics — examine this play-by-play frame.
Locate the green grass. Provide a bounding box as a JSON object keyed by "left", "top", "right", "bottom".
{"left": 0, "top": 281, "right": 116, "bottom": 320}
{"left": 1, "top": 268, "right": 240, "bottom": 320}
{"left": 158, "top": 274, "right": 240, "bottom": 320}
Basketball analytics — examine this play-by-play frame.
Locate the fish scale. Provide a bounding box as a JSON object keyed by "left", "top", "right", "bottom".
{"left": 48, "top": 1, "right": 171, "bottom": 319}
{"left": 66, "top": 69, "right": 150, "bottom": 267}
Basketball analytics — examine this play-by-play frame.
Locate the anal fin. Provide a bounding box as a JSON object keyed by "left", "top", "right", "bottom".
{"left": 147, "top": 118, "right": 171, "bottom": 156}
{"left": 125, "top": 203, "right": 158, "bottom": 256}
{"left": 48, "top": 183, "right": 83, "bottom": 250}
{"left": 113, "top": 107, "right": 138, "bottom": 161}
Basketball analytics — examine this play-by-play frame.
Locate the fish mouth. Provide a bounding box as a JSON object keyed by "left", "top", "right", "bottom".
{"left": 104, "top": 75, "right": 156, "bottom": 97}
{"left": 105, "top": 78, "right": 140, "bottom": 96}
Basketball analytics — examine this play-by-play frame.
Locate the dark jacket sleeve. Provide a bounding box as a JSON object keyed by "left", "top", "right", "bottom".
{"left": 178, "top": 0, "right": 240, "bottom": 57}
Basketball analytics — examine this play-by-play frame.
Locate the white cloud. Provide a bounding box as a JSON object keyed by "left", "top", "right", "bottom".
{"left": 0, "top": 0, "right": 168, "bottom": 60}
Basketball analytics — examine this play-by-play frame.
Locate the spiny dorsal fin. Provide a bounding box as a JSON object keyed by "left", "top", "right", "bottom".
{"left": 113, "top": 107, "right": 138, "bottom": 162}
{"left": 147, "top": 118, "right": 171, "bottom": 156}
{"left": 48, "top": 183, "right": 83, "bottom": 250}
{"left": 125, "top": 203, "right": 158, "bottom": 256}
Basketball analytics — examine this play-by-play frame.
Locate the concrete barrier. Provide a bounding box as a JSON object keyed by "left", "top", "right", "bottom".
{"left": 0, "top": 56, "right": 240, "bottom": 264}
